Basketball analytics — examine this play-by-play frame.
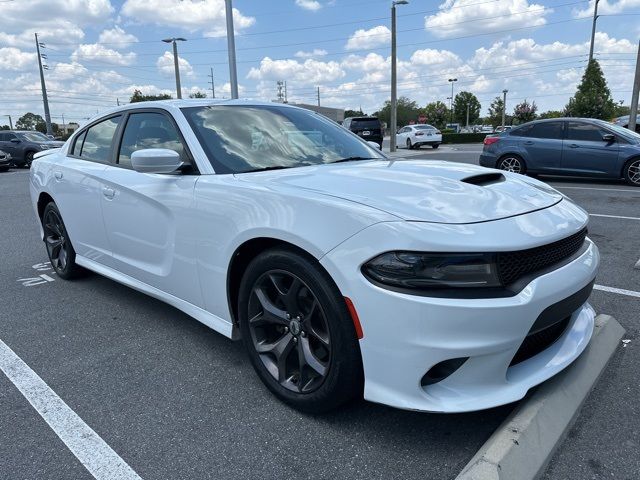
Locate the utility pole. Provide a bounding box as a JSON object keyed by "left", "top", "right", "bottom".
{"left": 390, "top": 0, "right": 408, "bottom": 152}
{"left": 502, "top": 89, "right": 508, "bottom": 127}
{"left": 225, "top": 0, "right": 239, "bottom": 99}
{"left": 117, "top": 98, "right": 120, "bottom": 106}
{"left": 162, "top": 37, "right": 186, "bottom": 99}
{"left": 208, "top": 67, "right": 216, "bottom": 98}
{"left": 448, "top": 78, "right": 457, "bottom": 124}
{"left": 589, "top": 0, "right": 600, "bottom": 63}
{"left": 466, "top": 103, "right": 470, "bottom": 128}
{"left": 61, "top": 113, "right": 66, "bottom": 135}
{"left": 629, "top": 39, "right": 640, "bottom": 132}
{"left": 276, "top": 81, "right": 285, "bottom": 103}
{"left": 317, "top": 86, "right": 320, "bottom": 107}
{"left": 35, "top": 33, "right": 53, "bottom": 136}
{"left": 4, "top": 115, "right": 12, "bottom": 130}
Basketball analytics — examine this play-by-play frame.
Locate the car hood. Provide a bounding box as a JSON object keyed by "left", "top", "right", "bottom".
{"left": 236, "top": 160, "right": 563, "bottom": 224}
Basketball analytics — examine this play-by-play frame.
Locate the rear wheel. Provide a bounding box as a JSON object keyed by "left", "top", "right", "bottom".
{"left": 406, "top": 138, "right": 413, "bottom": 150}
{"left": 238, "top": 248, "right": 363, "bottom": 413}
{"left": 42, "top": 202, "right": 83, "bottom": 279}
{"left": 25, "top": 151, "right": 35, "bottom": 168}
{"left": 497, "top": 154, "right": 526, "bottom": 174}
{"left": 432, "top": 143, "right": 439, "bottom": 149}
{"left": 623, "top": 158, "right": 640, "bottom": 186}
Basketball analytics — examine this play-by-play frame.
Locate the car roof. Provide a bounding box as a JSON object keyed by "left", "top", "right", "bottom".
{"left": 345, "top": 116, "right": 379, "bottom": 121}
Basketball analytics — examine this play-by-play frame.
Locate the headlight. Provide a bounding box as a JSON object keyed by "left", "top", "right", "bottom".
{"left": 362, "top": 252, "right": 501, "bottom": 290}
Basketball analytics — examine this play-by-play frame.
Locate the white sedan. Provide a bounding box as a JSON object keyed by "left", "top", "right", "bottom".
{"left": 30, "top": 100, "right": 599, "bottom": 413}
{"left": 396, "top": 124, "right": 442, "bottom": 149}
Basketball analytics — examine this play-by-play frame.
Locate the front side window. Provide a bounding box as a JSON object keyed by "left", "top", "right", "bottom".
{"left": 80, "top": 116, "right": 121, "bottom": 162}
{"left": 182, "top": 105, "right": 384, "bottom": 174}
{"left": 118, "top": 112, "right": 188, "bottom": 168}
{"left": 527, "top": 122, "right": 563, "bottom": 140}
{"left": 20, "top": 132, "right": 50, "bottom": 142}
{"left": 567, "top": 122, "right": 610, "bottom": 142}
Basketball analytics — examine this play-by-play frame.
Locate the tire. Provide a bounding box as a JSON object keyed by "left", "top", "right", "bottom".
{"left": 432, "top": 144, "right": 439, "bottom": 149}
{"left": 406, "top": 138, "right": 413, "bottom": 150}
{"left": 24, "top": 151, "right": 35, "bottom": 168}
{"left": 496, "top": 154, "right": 526, "bottom": 175}
{"left": 238, "top": 248, "right": 364, "bottom": 413}
{"left": 623, "top": 158, "right": 640, "bottom": 187}
{"left": 0, "top": 166, "right": 9, "bottom": 172}
{"left": 42, "top": 202, "right": 83, "bottom": 280}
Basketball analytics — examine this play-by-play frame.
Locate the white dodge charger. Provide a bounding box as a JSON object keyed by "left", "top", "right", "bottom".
{"left": 30, "top": 100, "right": 599, "bottom": 413}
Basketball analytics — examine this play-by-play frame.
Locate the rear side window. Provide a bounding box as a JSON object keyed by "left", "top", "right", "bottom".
{"left": 526, "top": 122, "right": 563, "bottom": 140}
{"left": 567, "top": 122, "right": 609, "bottom": 142}
{"left": 350, "top": 118, "right": 381, "bottom": 129}
{"left": 80, "top": 116, "right": 121, "bottom": 162}
{"left": 118, "top": 112, "right": 188, "bottom": 168}
{"left": 71, "top": 131, "right": 86, "bottom": 156}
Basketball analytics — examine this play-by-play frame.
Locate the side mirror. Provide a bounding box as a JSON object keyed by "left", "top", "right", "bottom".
{"left": 131, "top": 148, "right": 183, "bottom": 174}
{"left": 367, "top": 141, "right": 381, "bottom": 150}
{"left": 10, "top": 138, "right": 20, "bottom": 143}
{"left": 602, "top": 133, "right": 615, "bottom": 143}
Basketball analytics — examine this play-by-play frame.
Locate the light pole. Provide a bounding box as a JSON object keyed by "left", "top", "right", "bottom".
{"left": 225, "top": 0, "right": 239, "bottom": 99}
{"left": 588, "top": 0, "right": 600, "bottom": 63}
{"left": 4, "top": 115, "right": 12, "bottom": 130}
{"left": 390, "top": 0, "right": 408, "bottom": 153}
{"left": 502, "top": 89, "right": 508, "bottom": 128}
{"left": 448, "top": 78, "right": 457, "bottom": 124}
{"left": 162, "top": 37, "right": 186, "bottom": 99}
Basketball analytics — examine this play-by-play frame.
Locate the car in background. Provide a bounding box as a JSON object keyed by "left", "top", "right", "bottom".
{"left": 0, "top": 149, "right": 11, "bottom": 171}
{"left": 494, "top": 126, "right": 512, "bottom": 134}
{"left": 0, "top": 130, "right": 65, "bottom": 168}
{"left": 445, "top": 123, "right": 461, "bottom": 133}
{"left": 613, "top": 114, "right": 640, "bottom": 133}
{"left": 480, "top": 118, "right": 640, "bottom": 186}
{"left": 396, "top": 124, "right": 442, "bottom": 149}
{"left": 342, "top": 116, "right": 383, "bottom": 149}
{"left": 479, "top": 125, "right": 494, "bottom": 134}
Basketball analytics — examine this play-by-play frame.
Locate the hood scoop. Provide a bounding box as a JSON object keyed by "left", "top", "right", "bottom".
{"left": 461, "top": 172, "right": 505, "bottom": 187}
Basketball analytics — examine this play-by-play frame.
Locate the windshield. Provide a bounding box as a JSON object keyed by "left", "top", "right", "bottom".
{"left": 182, "top": 105, "right": 385, "bottom": 173}
{"left": 20, "top": 132, "right": 50, "bottom": 142}
{"left": 603, "top": 122, "right": 640, "bottom": 142}
{"left": 414, "top": 125, "right": 435, "bottom": 130}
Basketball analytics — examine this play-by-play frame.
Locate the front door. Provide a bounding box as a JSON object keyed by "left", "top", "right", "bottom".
{"left": 562, "top": 121, "right": 620, "bottom": 176}
{"left": 99, "top": 110, "right": 203, "bottom": 307}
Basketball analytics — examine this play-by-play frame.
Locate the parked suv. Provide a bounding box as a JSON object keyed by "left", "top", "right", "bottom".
{"left": 0, "top": 131, "right": 65, "bottom": 168}
{"left": 342, "top": 116, "right": 383, "bottom": 149}
{"left": 480, "top": 118, "right": 640, "bottom": 186}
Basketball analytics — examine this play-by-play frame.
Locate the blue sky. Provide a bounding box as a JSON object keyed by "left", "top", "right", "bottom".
{"left": 0, "top": 0, "right": 638, "bottom": 125}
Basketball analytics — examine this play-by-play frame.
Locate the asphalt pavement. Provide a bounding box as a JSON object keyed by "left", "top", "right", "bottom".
{"left": 1, "top": 149, "right": 638, "bottom": 479}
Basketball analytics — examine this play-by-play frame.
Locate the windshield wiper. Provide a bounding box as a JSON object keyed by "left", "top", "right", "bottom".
{"left": 329, "top": 156, "right": 377, "bottom": 164}
{"left": 243, "top": 165, "right": 292, "bottom": 173}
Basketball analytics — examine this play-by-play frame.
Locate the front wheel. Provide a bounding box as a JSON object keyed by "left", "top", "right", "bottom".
{"left": 432, "top": 143, "right": 440, "bottom": 149}
{"left": 25, "top": 151, "right": 35, "bottom": 168}
{"left": 42, "top": 202, "right": 83, "bottom": 279}
{"left": 238, "top": 248, "right": 363, "bottom": 413}
{"left": 406, "top": 138, "right": 413, "bottom": 150}
{"left": 497, "top": 154, "right": 526, "bottom": 174}
{"left": 623, "top": 158, "right": 640, "bottom": 186}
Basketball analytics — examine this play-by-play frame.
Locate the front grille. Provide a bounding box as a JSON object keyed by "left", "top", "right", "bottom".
{"left": 510, "top": 316, "right": 571, "bottom": 366}
{"left": 497, "top": 229, "right": 587, "bottom": 286}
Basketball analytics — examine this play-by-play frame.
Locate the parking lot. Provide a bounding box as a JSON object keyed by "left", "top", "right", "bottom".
{"left": 1, "top": 147, "right": 638, "bottom": 479}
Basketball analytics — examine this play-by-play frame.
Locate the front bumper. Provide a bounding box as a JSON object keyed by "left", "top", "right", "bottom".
{"left": 320, "top": 201, "right": 598, "bottom": 412}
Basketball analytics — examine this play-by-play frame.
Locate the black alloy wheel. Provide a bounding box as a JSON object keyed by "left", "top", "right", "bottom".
{"left": 247, "top": 271, "right": 331, "bottom": 394}
{"left": 238, "top": 248, "right": 363, "bottom": 413}
{"left": 25, "top": 151, "right": 35, "bottom": 168}
{"left": 624, "top": 158, "right": 640, "bottom": 186}
{"left": 42, "top": 203, "right": 82, "bottom": 279}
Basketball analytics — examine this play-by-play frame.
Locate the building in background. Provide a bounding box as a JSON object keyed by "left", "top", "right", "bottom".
{"left": 293, "top": 103, "right": 345, "bottom": 123}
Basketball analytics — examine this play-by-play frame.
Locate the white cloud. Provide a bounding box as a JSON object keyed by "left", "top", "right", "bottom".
{"left": 345, "top": 25, "right": 391, "bottom": 50}
{"left": 425, "top": 0, "right": 548, "bottom": 38}
{"left": 121, "top": 0, "right": 255, "bottom": 36}
{"left": 0, "top": 47, "right": 38, "bottom": 71}
{"left": 72, "top": 44, "right": 136, "bottom": 66}
{"left": 247, "top": 57, "right": 345, "bottom": 85}
{"left": 574, "top": 0, "right": 640, "bottom": 18}
{"left": 410, "top": 49, "right": 462, "bottom": 67}
{"left": 295, "top": 0, "right": 322, "bottom": 11}
{"left": 0, "top": 22, "right": 85, "bottom": 49}
{"left": 157, "top": 51, "right": 194, "bottom": 77}
{"left": 98, "top": 26, "right": 138, "bottom": 47}
{"left": 0, "top": 0, "right": 112, "bottom": 33}
{"left": 294, "top": 49, "right": 329, "bottom": 58}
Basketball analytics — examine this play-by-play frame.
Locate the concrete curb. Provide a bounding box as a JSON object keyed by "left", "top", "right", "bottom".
{"left": 456, "top": 314, "right": 625, "bottom": 480}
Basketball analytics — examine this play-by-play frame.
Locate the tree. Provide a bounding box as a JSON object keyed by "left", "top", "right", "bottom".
{"left": 513, "top": 99, "right": 538, "bottom": 124}
{"left": 487, "top": 96, "right": 505, "bottom": 127}
{"left": 564, "top": 59, "right": 615, "bottom": 120}
{"left": 16, "top": 112, "right": 45, "bottom": 131}
{"left": 421, "top": 101, "right": 449, "bottom": 129}
{"left": 344, "top": 109, "right": 364, "bottom": 118}
{"left": 0, "top": 125, "right": 9, "bottom": 130}
{"left": 613, "top": 103, "right": 630, "bottom": 117}
{"left": 453, "top": 91, "right": 481, "bottom": 125}
{"left": 377, "top": 96, "right": 420, "bottom": 129}
{"left": 189, "top": 91, "right": 207, "bottom": 98}
{"left": 130, "top": 89, "right": 172, "bottom": 103}
{"left": 538, "top": 110, "right": 564, "bottom": 119}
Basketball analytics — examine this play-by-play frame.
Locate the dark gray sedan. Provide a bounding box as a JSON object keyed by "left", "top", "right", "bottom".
{"left": 0, "top": 131, "right": 64, "bottom": 168}
{"left": 480, "top": 118, "right": 640, "bottom": 186}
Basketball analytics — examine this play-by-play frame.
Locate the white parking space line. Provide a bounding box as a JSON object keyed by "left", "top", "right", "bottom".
{"left": 594, "top": 285, "right": 640, "bottom": 299}
{"left": 635, "top": 258, "right": 640, "bottom": 270}
{"left": 0, "top": 339, "right": 142, "bottom": 480}
{"left": 552, "top": 186, "right": 640, "bottom": 194}
{"left": 589, "top": 213, "right": 640, "bottom": 221}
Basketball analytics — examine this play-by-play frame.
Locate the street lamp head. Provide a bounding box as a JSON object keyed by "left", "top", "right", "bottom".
{"left": 162, "top": 37, "right": 187, "bottom": 43}
{"left": 162, "top": 38, "right": 173, "bottom": 43}
{"left": 503, "top": 89, "right": 509, "bottom": 94}
{"left": 175, "top": 38, "right": 187, "bottom": 42}
{"left": 393, "top": 0, "right": 409, "bottom": 5}
{"left": 448, "top": 78, "right": 458, "bottom": 82}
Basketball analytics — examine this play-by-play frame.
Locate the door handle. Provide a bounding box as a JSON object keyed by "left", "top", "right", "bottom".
{"left": 523, "top": 141, "right": 534, "bottom": 145}
{"left": 568, "top": 144, "right": 579, "bottom": 148}
{"left": 54, "top": 171, "right": 63, "bottom": 180}
{"left": 102, "top": 186, "right": 115, "bottom": 199}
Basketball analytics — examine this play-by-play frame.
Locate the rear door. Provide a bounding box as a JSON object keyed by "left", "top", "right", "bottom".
{"left": 98, "top": 109, "right": 203, "bottom": 307}
{"left": 562, "top": 121, "right": 620, "bottom": 175}
{"left": 518, "top": 121, "right": 564, "bottom": 173}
